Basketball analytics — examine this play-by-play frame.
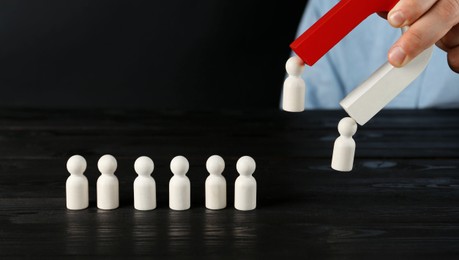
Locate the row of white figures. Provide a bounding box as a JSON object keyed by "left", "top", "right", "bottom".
{"left": 65, "top": 154, "right": 257, "bottom": 211}
{"left": 281, "top": 55, "right": 358, "bottom": 172}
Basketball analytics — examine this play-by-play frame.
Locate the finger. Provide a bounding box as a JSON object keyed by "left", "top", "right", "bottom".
{"left": 388, "top": 0, "right": 459, "bottom": 67}
{"left": 388, "top": 0, "right": 438, "bottom": 28}
{"left": 447, "top": 46, "right": 459, "bottom": 73}
{"left": 436, "top": 25, "right": 459, "bottom": 73}
{"left": 439, "top": 24, "right": 459, "bottom": 50}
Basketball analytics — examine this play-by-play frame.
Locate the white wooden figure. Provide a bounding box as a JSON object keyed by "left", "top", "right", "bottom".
{"left": 97, "top": 154, "right": 119, "bottom": 210}
{"left": 234, "top": 156, "right": 257, "bottom": 211}
{"left": 205, "top": 155, "right": 226, "bottom": 210}
{"left": 169, "top": 155, "right": 191, "bottom": 211}
{"left": 331, "top": 117, "right": 358, "bottom": 172}
{"left": 133, "top": 156, "right": 156, "bottom": 211}
{"left": 66, "top": 155, "right": 89, "bottom": 210}
{"left": 282, "top": 56, "right": 306, "bottom": 112}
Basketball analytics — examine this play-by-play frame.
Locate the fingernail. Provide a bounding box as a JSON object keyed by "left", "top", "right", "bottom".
{"left": 389, "top": 46, "right": 407, "bottom": 66}
{"left": 389, "top": 11, "right": 405, "bottom": 27}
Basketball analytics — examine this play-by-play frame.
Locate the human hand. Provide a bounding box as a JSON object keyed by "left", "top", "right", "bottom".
{"left": 386, "top": 0, "right": 459, "bottom": 73}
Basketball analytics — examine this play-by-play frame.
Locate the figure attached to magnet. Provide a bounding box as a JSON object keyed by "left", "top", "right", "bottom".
{"left": 280, "top": 0, "right": 459, "bottom": 172}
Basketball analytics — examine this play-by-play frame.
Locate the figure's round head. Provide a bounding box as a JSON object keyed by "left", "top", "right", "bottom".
{"left": 285, "top": 56, "right": 305, "bottom": 77}
{"left": 66, "top": 155, "right": 87, "bottom": 175}
{"left": 206, "top": 155, "right": 225, "bottom": 175}
{"left": 97, "top": 154, "right": 118, "bottom": 174}
{"left": 337, "top": 117, "right": 357, "bottom": 137}
{"left": 236, "top": 156, "right": 256, "bottom": 176}
{"left": 134, "top": 156, "right": 154, "bottom": 176}
{"left": 170, "top": 155, "right": 189, "bottom": 176}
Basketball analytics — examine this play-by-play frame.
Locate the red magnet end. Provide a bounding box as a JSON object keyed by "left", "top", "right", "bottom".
{"left": 291, "top": 0, "right": 399, "bottom": 66}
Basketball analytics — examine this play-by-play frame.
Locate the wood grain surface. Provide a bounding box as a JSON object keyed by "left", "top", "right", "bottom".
{"left": 1, "top": 108, "right": 459, "bottom": 258}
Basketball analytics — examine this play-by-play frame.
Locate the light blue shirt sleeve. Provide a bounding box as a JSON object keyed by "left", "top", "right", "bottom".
{"left": 296, "top": 0, "right": 459, "bottom": 109}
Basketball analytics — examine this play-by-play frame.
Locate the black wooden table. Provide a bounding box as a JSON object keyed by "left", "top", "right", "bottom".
{"left": 1, "top": 108, "right": 459, "bottom": 258}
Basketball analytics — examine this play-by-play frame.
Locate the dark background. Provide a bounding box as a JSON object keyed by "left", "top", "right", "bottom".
{"left": 0, "top": 0, "right": 307, "bottom": 109}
